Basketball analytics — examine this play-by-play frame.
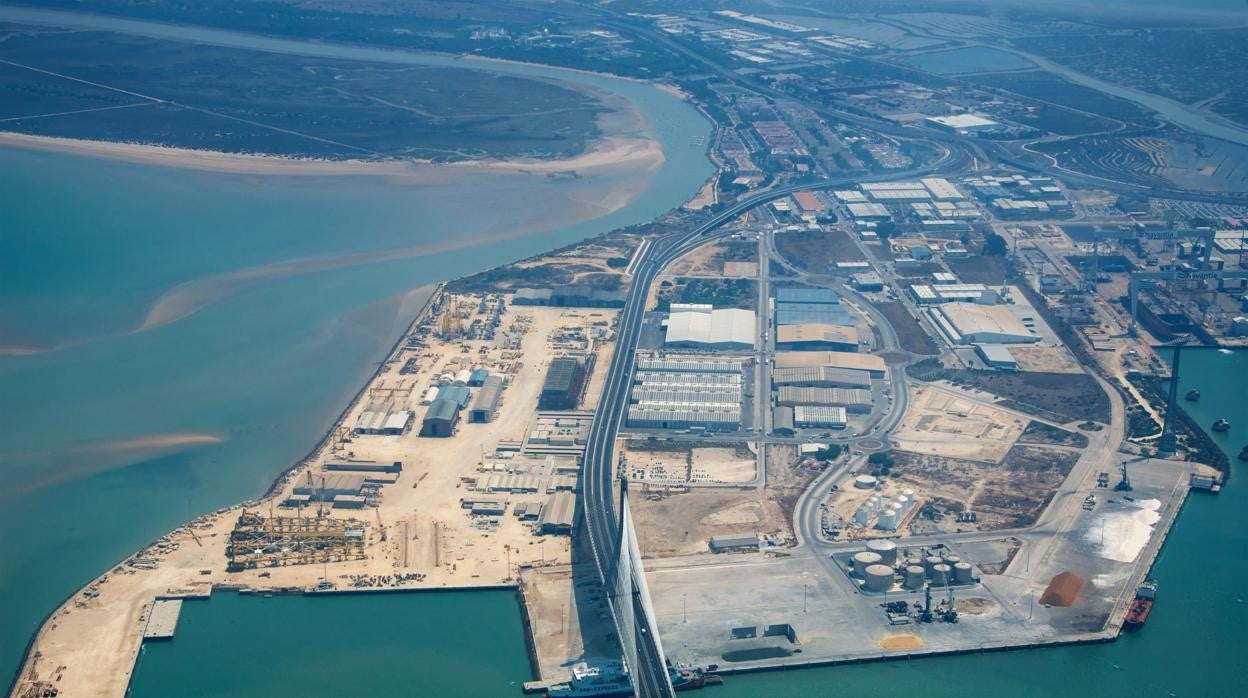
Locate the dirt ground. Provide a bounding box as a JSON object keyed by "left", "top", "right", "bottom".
{"left": 774, "top": 227, "right": 865, "bottom": 271}
{"left": 907, "top": 360, "right": 1110, "bottom": 424}
{"left": 623, "top": 441, "right": 757, "bottom": 485}
{"left": 630, "top": 444, "right": 813, "bottom": 557}
{"left": 1008, "top": 345, "right": 1083, "bottom": 374}
{"left": 871, "top": 301, "right": 939, "bottom": 355}
{"left": 664, "top": 237, "right": 757, "bottom": 277}
{"left": 891, "top": 383, "right": 1027, "bottom": 463}
{"left": 890, "top": 443, "right": 1080, "bottom": 534}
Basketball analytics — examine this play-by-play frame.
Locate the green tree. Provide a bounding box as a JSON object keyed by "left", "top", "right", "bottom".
{"left": 984, "top": 232, "right": 1008, "bottom": 256}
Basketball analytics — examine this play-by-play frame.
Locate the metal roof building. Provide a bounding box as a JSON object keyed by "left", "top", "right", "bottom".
{"left": 626, "top": 406, "right": 741, "bottom": 431}
{"left": 776, "top": 323, "right": 859, "bottom": 351}
{"left": 633, "top": 371, "right": 742, "bottom": 387}
{"left": 539, "top": 356, "right": 589, "bottom": 410}
{"left": 775, "top": 287, "right": 840, "bottom": 305}
{"left": 469, "top": 375, "right": 504, "bottom": 423}
{"left": 537, "top": 491, "right": 578, "bottom": 535}
{"left": 664, "top": 307, "right": 757, "bottom": 351}
{"left": 777, "top": 387, "right": 872, "bottom": 412}
{"left": 775, "top": 304, "right": 855, "bottom": 326}
{"left": 438, "top": 385, "right": 472, "bottom": 408}
{"left": 709, "top": 535, "right": 760, "bottom": 553}
{"left": 772, "top": 406, "right": 795, "bottom": 435}
{"left": 929, "top": 303, "right": 1038, "bottom": 345}
{"left": 975, "top": 344, "right": 1019, "bottom": 370}
{"left": 794, "top": 405, "right": 848, "bottom": 429}
{"left": 774, "top": 351, "right": 888, "bottom": 378}
{"left": 636, "top": 357, "right": 744, "bottom": 373}
{"left": 772, "top": 366, "right": 873, "bottom": 389}
{"left": 420, "top": 398, "right": 460, "bottom": 437}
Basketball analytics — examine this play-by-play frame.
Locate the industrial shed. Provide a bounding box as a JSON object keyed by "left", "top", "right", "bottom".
{"left": 539, "top": 356, "right": 589, "bottom": 410}
{"left": 929, "top": 303, "right": 1038, "bottom": 345}
{"left": 776, "top": 324, "right": 859, "bottom": 351}
{"left": 469, "top": 375, "right": 504, "bottom": 423}
{"left": 537, "top": 491, "right": 578, "bottom": 535}
{"left": 664, "top": 307, "right": 756, "bottom": 351}
{"left": 772, "top": 366, "right": 873, "bottom": 389}
{"left": 777, "top": 387, "right": 872, "bottom": 412}
{"left": 420, "top": 398, "right": 460, "bottom": 437}
{"left": 794, "top": 405, "right": 848, "bottom": 429}
{"left": 774, "top": 351, "right": 888, "bottom": 379}
{"left": 975, "top": 344, "right": 1019, "bottom": 370}
{"left": 709, "top": 535, "right": 760, "bottom": 553}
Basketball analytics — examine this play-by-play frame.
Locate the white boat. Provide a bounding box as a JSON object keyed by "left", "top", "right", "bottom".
{"left": 546, "top": 662, "right": 633, "bottom": 698}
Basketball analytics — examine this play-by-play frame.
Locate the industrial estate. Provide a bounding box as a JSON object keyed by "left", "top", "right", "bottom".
{"left": 8, "top": 2, "right": 1248, "bottom": 697}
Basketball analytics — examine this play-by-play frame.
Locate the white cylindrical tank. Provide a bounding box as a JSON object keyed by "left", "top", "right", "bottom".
{"left": 854, "top": 475, "right": 878, "bottom": 490}
{"left": 867, "top": 540, "right": 898, "bottom": 566}
{"left": 905, "top": 556, "right": 923, "bottom": 568}
{"left": 942, "top": 554, "right": 962, "bottom": 567}
{"left": 902, "top": 488, "right": 915, "bottom": 499}
{"left": 439, "top": 372, "right": 454, "bottom": 385}
{"left": 876, "top": 509, "right": 898, "bottom": 531}
{"left": 924, "top": 555, "right": 944, "bottom": 572}
{"left": 930, "top": 563, "right": 951, "bottom": 586}
{"left": 421, "top": 386, "right": 440, "bottom": 405}
{"left": 867, "top": 496, "right": 881, "bottom": 512}
{"left": 852, "top": 551, "right": 883, "bottom": 575}
{"left": 854, "top": 506, "right": 872, "bottom": 526}
{"left": 863, "top": 564, "right": 894, "bottom": 592}
{"left": 953, "top": 562, "right": 974, "bottom": 584}
{"left": 903, "top": 565, "right": 926, "bottom": 590}
{"left": 454, "top": 369, "right": 472, "bottom": 385}
{"left": 894, "top": 495, "right": 910, "bottom": 512}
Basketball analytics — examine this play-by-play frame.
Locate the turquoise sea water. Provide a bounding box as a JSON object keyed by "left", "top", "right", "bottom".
{"left": 715, "top": 348, "right": 1247, "bottom": 697}
{"left": 127, "top": 591, "right": 531, "bottom": 698}
{"left": 0, "top": 45, "right": 713, "bottom": 685}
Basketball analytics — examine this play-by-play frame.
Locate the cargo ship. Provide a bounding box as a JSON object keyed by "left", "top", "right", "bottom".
{"left": 1212, "top": 418, "right": 1230, "bottom": 432}
{"left": 1123, "top": 580, "right": 1157, "bottom": 632}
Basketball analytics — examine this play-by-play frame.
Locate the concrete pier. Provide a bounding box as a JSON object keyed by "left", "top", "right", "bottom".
{"left": 142, "top": 600, "right": 183, "bottom": 640}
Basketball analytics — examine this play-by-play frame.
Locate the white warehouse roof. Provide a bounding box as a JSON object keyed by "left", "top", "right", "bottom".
{"left": 665, "top": 308, "right": 756, "bottom": 349}
{"left": 931, "top": 303, "right": 1038, "bottom": 345}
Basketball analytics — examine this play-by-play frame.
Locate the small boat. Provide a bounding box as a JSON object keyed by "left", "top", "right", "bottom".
{"left": 1185, "top": 388, "right": 1200, "bottom": 401}
{"left": 1212, "top": 418, "right": 1231, "bottom": 432}
{"left": 547, "top": 663, "right": 633, "bottom": 698}
{"left": 1238, "top": 445, "right": 1248, "bottom": 462}
{"left": 1123, "top": 580, "right": 1157, "bottom": 632}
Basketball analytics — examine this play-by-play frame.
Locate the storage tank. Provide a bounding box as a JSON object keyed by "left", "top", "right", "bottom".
{"left": 852, "top": 551, "right": 883, "bottom": 575}
{"left": 876, "top": 509, "right": 898, "bottom": 531}
{"left": 854, "top": 506, "right": 872, "bottom": 526}
{"left": 866, "top": 540, "right": 898, "bottom": 566}
{"left": 421, "top": 386, "right": 440, "bottom": 405}
{"left": 930, "top": 563, "right": 952, "bottom": 586}
{"left": 903, "top": 565, "right": 926, "bottom": 590}
{"left": 953, "top": 562, "right": 974, "bottom": 584}
{"left": 902, "top": 488, "right": 915, "bottom": 499}
{"left": 854, "top": 475, "right": 878, "bottom": 490}
{"left": 894, "top": 495, "right": 910, "bottom": 512}
{"left": 438, "top": 372, "right": 455, "bottom": 385}
{"left": 942, "top": 554, "right": 962, "bottom": 567}
{"left": 454, "top": 369, "right": 472, "bottom": 385}
{"left": 867, "top": 496, "right": 881, "bottom": 513}
{"left": 863, "top": 564, "right": 894, "bottom": 592}
{"left": 924, "top": 555, "right": 944, "bottom": 572}
{"left": 905, "top": 556, "right": 923, "bottom": 568}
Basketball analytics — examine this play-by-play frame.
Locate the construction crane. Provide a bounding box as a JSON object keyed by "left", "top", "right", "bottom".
{"left": 1156, "top": 334, "right": 1193, "bottom": 457}
{"left": 1116, "top": 453, "right": 1151, "bottom": 492}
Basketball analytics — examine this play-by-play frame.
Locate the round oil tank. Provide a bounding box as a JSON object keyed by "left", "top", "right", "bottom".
{"left": 942, "top": 554, "right": 962, "bottom": 567}
{"left": 866, "top": 540, "right": 898, "bottom": 565}
{"left": 903, "top": 565, "right": 926, "bottom": 590}
{"left": 852, "top": 551, "right": 883, "bottom": 574}
{"left": 876, "top": 510, "right": 898, "bottom": 531}
{"left": 867, "top": 496, "right": 881, "bottom": 511}
{"left": 894, "top": 495, "right": 910, "bottom": 511}
{"left": 902, "top": 488, "right": 915, "bottom": 499}
{"left": 905, "top": 556, "right": 923, "bottom": 568}
{"left": 854, "top": 475, "right": 878, "bottom": 490}
{"left": 930, "top": 563, "right": 952, "bottom": 586}
{"left": 924, "top": 555, "right": 944, "bottom": 572}
{"left": 863, "top": 564, "right": 894, "bottom": 592}
{"left": 854, "top": 506, "right": 872, "bottom": 526}
{"left": 953, "top": 562, "right": 974, "bottom": 584}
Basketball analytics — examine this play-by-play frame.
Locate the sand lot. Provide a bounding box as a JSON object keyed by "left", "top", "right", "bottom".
{"left": 892, "top": 383, "right": 1026, "bottom": 463}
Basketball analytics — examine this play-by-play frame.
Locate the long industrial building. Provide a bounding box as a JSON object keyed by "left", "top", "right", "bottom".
{"left": 794, "top": 406, "right": 848, "bottom": 429}
{"left": 469, "top": 375, "right": 505, "bottom": 423}
{"left": 774, "top": 351, "right": 888, "bottom": 379}
{"left": 664, "top": 305, "right": 756, "bottom": 351}
{"left": 777, "top": 387, "right": 872, "bottom": 412}
{"left": 627, "top": 354, "right": 744, "bottom": 432}
{"left": 773, "top": 287, "right": 854, "bottom": 326}
{"left": 539, "top": 355, "right": 590, "bottom": 409}
{"left": 772, "top": 366, "right": 873, "bottom": 389}
{"left": 636, "top": 357, "right": 743, "bottom": 373}
{"left": 928, "top": 303, "right": 1039, "bottom": 345}
{"left": 776, "top": 323, "right": 860, "bottom": 351}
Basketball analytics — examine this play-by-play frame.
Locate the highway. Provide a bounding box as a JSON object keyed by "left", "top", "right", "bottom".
{"left": 579, "top": 156, "right": 968, "bottom": 696}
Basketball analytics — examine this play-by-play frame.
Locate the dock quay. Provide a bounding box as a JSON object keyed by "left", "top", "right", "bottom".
{"left": 142, "top": 600, "right": 183, "bottom": 641}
